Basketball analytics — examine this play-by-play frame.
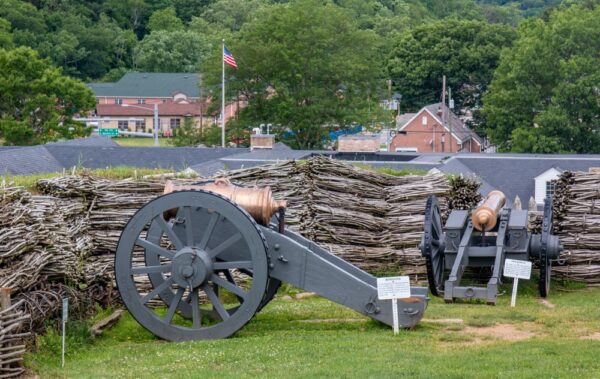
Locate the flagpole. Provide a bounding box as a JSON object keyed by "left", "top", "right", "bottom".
{"left": 221, "top": 39, "right": 225, "bottom": 148}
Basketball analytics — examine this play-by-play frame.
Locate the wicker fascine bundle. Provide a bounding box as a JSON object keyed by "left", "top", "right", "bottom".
{"left": 550, "top": 170, "right": 600, "bottom": 285}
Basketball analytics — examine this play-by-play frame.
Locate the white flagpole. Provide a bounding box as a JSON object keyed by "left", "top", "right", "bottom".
{"left": 221, "top": 39, "right": 225, "bottom": 148}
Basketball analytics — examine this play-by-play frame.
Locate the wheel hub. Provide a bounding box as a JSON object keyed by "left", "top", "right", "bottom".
{"left": 171, "top": 247, "right": 213, "bottom": 288}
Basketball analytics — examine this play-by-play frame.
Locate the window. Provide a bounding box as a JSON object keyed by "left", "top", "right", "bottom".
{"left": 137, "top": 98, "right": 145, "bottom": 104}
{"left": 396, "top": 147, "right": 418, "bottom": 152}
{"left": 117, "top": 120, "right": 128, "bottom": 131}
{"left": 546, "top": 180, "right": 556, "bottom": 198}
{"left": 422, "top": 116, "right": 428, "bottom": 125}
{"left": 114, "top": 98, "right": 123, "bottom": 105}
{"left": 135, "top": 120, "right": 146, "bottom": 132}
{"left": 170, "top": 118, "right": 181, "bottom": 129}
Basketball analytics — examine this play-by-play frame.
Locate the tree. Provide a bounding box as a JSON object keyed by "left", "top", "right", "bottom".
{"left": 483, "top": 5, "right": 600, "bottom": 153}
{"left": 0, "top": 47, "right": 96, "bottom": 145}
{"left": 387, "top": 20, "right": 516, "bottom": 113}
{"left": 147, "top": 7, "right": 184, "bottom": 32}
{"left": 172, "top": 0, "right": 212, "bottom": 22}
{"left": 201, "top": 0, "right": 268, "bottom": 32}
{"left": 134, "top": 30, "right": 212, "bottom": 72}
{"left": 0, "top": 18, "right": 12, "bottom": 49}
{"left": 204, "top": 0, "right": 384, "bottom": 149}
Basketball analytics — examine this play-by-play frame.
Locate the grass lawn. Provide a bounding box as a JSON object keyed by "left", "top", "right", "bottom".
{"left": 3, "top": 167, "right": 176, "bottom": 191}
{"left": 27, "top": 280, "right": 600, "bottom": 378}
{"left": 113, "top": 137, "right": 171, "bottom": 147}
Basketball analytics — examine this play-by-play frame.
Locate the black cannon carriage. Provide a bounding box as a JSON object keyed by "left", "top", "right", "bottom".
{"left": 420, "top": 190, "right": 562, "bottom": 304}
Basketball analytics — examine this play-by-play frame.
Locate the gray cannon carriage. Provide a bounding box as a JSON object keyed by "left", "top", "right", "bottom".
{"left": 114, "top": 179, "right": 428, "bottom": 341}
{"left": 420, "top": 190, "right": 562, "bottom": 305}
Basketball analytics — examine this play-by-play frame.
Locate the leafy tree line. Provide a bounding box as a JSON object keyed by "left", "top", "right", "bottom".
{"left": 1, "top": 0, "right": 595, "bottom": 152}
{"left": 0, "top": 0, "right": 548, "bottom": 81}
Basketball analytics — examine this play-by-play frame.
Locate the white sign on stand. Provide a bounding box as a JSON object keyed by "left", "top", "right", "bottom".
{"left": 62, "top": 297, "right": 68, "bottom": 368}
{"left": 377, "top": 276, "right": 411, "bottom": 334}
{"left": 503, "top": 259, "right": 532, "bottom": 307}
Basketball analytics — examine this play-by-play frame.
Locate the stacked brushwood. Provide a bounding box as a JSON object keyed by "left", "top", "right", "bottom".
{"left": 220, "top": 156, "right": 480, "bottom": 278}
{"left": 0, "top": 156, "right": 482, "bottom": 355}
{"left": 551, "top": 171, "right": 600, "bottom": 285}
{"left": 0, "top": 300, "right": 30, "bottom": 378}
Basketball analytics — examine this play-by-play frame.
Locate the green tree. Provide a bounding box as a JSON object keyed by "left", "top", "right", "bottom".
{"left": 0, "top": 18, "right": 12, "bottom": 49}
{"left": 147, "top": 7, "right": 184, "bottom": 32}
{"left": 134, "top": 30, "right": 212, "bottom": 72}
{"left": 483, "top": 5, "right": 600, "bottom": 153}
{"left": 0, "top": 47, "right": 96, "bottom": 145}
{"left": 388, "top": 20, "right": 516, "bottom": 113}
{"left": 205, "top": 0, "right": 384, "bottom": 149}
{"left": 201, "top": 0, "right": 268, "bottom": 32}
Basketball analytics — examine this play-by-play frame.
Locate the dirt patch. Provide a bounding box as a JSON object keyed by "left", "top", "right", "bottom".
{"left": 423, "top": 318, "right": 464, "bottom": 324}
{"left": 539, "top": 299, "right": 556, "bottom": 309}
{"left": 462, "top": 323, "right": 536, "bottom": 342}
{"left": 580, "top": 332, "right": 600, "bottom": 340}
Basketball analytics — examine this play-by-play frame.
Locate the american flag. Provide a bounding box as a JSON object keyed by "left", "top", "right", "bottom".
{"left": 223, "top": 46, "right": 238, "bottom": 69}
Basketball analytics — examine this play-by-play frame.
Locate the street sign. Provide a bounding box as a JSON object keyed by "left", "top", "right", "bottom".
{"left": 377, "top": 276, "right": 411, "bottom": 335}
{"left": 503, "top": 259, "right": 532, "bottom": 307}
{"left": 99, "top": 128, "right": 119, "bottom": 137}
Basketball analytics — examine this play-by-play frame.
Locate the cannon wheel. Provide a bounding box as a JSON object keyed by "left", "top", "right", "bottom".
{"left": 115, "top": 190, "right": 269, "bottom": 341}
{"left": 539, "top": 197, "right": 553, "bottom": 298}
{"left": 421, "top": 195, "right": 446, "bottom": 297}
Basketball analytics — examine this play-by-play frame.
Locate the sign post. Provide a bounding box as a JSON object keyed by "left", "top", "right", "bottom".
{"left": 503, "top": 259, "right": 532, "bottom": 307}
{"left": 376, "top": 276, "right": 411, "bottom": 334}
{"left": 62, "top": 297, "right": 68, "bottom": 368}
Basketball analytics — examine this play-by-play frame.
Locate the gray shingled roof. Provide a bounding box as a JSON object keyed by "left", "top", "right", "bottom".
{"left": 0, "top": 146, "right": 65, "bottom": 175}
{"left": 422, "top": 103, "right": 482, "bottom": 144}
{"left": 440, "top": 155, "right": 600, "bottom": 205}
{"left": 44, "top": 146, "right": 243, "bottom": 172}
{"left": 88, "top": 73, "right": 200, "bottom": 98}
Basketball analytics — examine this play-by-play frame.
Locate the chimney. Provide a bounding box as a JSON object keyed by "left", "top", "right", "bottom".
{"left": 437, "top": 106, "right": 443, "bottom": 117}
{"left": 250, "top": 134, "right": 275, "bottom": 150}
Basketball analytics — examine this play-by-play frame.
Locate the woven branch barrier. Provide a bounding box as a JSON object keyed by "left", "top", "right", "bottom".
{"left": 552, "top": 170, "right": 600, "bottom": 285}
{"left": 0, "top": 156, "right": 482, "bottom": 365}
{"left": 0, "top": 300, "right": 30, "bottom": 378}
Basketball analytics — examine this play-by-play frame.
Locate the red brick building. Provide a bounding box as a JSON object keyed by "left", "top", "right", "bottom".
{"left": 389, "top": 103, "right": 482, "bottom": 153}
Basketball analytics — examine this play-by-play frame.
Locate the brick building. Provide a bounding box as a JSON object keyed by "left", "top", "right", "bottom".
{"left": 87, "top": 73, "right": 245, "bottom": 135}
{"left": 389, "top": 103, "right": 482, "bottom": 153}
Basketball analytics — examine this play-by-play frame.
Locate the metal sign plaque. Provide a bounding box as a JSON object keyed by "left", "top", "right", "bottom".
{"left": 377, "top": 276, "right": 411, "bottom": 300}
{"left": 503, "top": 259, "right": 532, "bottom": 280}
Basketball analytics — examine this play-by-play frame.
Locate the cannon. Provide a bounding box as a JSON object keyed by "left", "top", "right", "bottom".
{"left": 115, "top": 179, "right": 428, "bottom": 341}
{"left": 420, "top": 191, "right": 562, "bottom": 304}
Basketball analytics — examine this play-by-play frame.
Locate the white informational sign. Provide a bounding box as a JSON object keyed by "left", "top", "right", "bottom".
{"left": 377, "top": 276, "right": 411, "bottom": 300}
{"left": 62, "top": 298, "right": 68, "bottom": 368}
{"left": 503, "top": 259, "right": 532, "bottom": 308}
{"left": 503, "top": 259, "right": 532, "bottom": 280}
{"left": 377, "top": 276, "right": 411, "bottom": 335}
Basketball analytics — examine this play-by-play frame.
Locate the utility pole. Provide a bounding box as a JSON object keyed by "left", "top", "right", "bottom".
{"left": 442, "top": 75, "right": 446, "bottom": 153}
{"left": 448, "top": 86, "right": 453, "bottom": 152}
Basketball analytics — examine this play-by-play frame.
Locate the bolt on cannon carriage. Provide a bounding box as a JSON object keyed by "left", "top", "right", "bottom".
{"left": 115, "top": 179, "right": 429, "bottom": 341}
{"left": 420, "top": 190, "right": 562, "bottom": 304}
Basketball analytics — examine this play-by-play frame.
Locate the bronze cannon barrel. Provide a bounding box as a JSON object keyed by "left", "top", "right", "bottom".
{"left": 164, "top": 178, "right": 286, "bottom": 226}
{"left": 471, "top": 190, "right": 506, "bottom": 231}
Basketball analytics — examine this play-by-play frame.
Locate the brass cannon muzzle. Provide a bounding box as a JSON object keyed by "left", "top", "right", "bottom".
{"left": 164, "top": 178, "right": 286, "bottom": 226}
{"left": 471, "top": 190, "right": 506, "bottom": 231}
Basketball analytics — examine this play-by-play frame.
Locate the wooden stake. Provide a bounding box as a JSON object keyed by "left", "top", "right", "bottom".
{"left": 0, "top": 288, "right": 11, "bottom": 310}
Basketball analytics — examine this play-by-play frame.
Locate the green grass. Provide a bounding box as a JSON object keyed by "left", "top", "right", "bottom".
{"left": 3, "top": 167, "right": 175, "bottom": 191}
{"left": 26, "top": 281, "right": 600, "bottom": 378}
{"left": 113, "top": 137, "right": 171, "bottom": 147}
{"left": 353, "top": 163, "right": 429, "bottom": 176}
